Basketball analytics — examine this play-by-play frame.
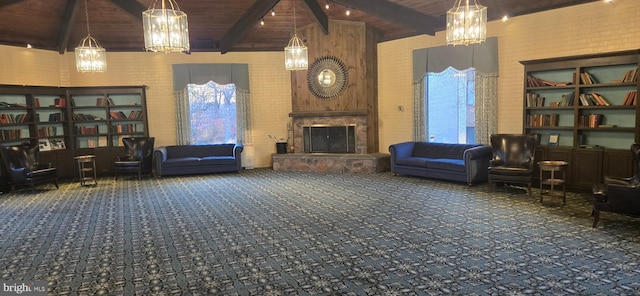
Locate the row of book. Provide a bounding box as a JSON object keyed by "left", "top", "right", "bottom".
{"left": 34, "top": 97, "right": 67, "bottom": 108}
{"left": 578, "top": 93, "right": 611, "bottom": 106}
{"left": 111, "top": 124, "right": 138, "bottom": 133}
{"left": 109, "top": 110, "right": 143, "bottom": 120}
{"left": 0, "top": 113, "right": 31, "bottom": 123}
{"left": 37, "top": 126, "right": 59, "bottom": 137}
{"left": 526, "top": 75, "right": 571, "bottom": 87}
{"left": 578, "top": 114, "right": 605, "bottom": 128}
{"left": 0, "top": 102, "right": 29, "bottom": 108}
{"left": 623, "top": 91, "right": 637, "bottom": 106}
{"left": 72, "top": 113, "right": 101, "bottom": 121}
{"left": 526, "top": 114, "right": 560, "bottom": 127}
{"left": 96, "top": 97, "right": 115, "bottom": 106}
{"left": 619, "top": 67, "right": 638, "bottom": 83}
{"left": 525, "top": 93, "right": 545, "bottom": 107}
{"left": 528, "top": 67, "right": 639, "bottom": 88}
{"left": 0, "top": 129, "right": 23, "bottom": 140}
{"left": 75, "top": 125, "right": 100, "bottom": 135}
{"left": 86, "top": 136, "right": 108, "bottom": 148}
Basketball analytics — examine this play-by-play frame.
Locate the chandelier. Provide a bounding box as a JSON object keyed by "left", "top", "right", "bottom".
{"left": 284, "top": 0, "right": 308, "bottom": 71}
{"left": 142, "top": 0, "right": 190, "bottom": 53}
{"left": 446, "top": 0, "right": 487, "bottom": 46}
{"left": 75, "top": 0, "right": 106, "bottom": 73}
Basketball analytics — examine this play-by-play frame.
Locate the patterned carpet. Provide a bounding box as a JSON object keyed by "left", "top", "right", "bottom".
{"left": 1, "top": 169, "right": 640, "bottom": 295}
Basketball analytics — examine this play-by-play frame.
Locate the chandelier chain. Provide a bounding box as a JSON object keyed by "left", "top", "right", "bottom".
{"left": 84, "top": 0, "right": 90, "bottom": 36}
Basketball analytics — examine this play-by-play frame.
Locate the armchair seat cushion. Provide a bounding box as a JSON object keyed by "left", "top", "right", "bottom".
{"left": 114, "top": 160, "right": 141, "bottom": 168}
{"left": 488, "top": 166, "right": 532, "bottom": 176}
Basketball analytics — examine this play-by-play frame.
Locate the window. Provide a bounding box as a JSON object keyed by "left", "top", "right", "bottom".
{"left": 425, "top": 67, "right": 476, "bottom": 144}
{"left": 186, "top": 81, "right": 237, "bottom": 144}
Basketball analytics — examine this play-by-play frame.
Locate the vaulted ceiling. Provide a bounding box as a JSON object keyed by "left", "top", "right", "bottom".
{"left": 0, "top": 0, "right": 600, "bottom": 54}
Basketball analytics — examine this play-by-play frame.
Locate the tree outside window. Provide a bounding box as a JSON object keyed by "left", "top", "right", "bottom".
{"left": 187, "top": 81, "right": 237, "bottom": 145}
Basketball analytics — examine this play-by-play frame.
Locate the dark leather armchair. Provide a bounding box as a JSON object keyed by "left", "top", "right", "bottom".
{"left": 0, "top": 142, "right": 58, "bottom": 193}
{"left": 487, "top": 134, "right": 537, "bottom": 196}
{"left": 592, "top": 143, "right": 640, "bottom": 227}
{"left": 114, "top": 137, "right": 155, "bottom": 180}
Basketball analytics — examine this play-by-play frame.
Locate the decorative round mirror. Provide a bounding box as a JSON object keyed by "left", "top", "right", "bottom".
{"left": 307, "top": 56, "right": 348, "bottom": 100}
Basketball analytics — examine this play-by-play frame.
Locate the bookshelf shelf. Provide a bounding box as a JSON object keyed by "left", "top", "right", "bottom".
{"left": 521, "top": 50, "right": 640, "bottom": 190}
{"left": 0, "top": 85, "right": 148, "bottom": 178}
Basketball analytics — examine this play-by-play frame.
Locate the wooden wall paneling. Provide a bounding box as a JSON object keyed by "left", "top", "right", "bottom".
{"left": 571, "top": 148, "right": 603, "bottom": 190}
{"left": 602, "top": 149, "right": 634, "bottom": 180}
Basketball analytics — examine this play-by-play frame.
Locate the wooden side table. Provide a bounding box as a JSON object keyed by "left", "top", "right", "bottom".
{"left": 538, "top": 160, "right": 568, "bottom": 204}
{"left": 75, "top": 155, "right": 97, "bottom": 186}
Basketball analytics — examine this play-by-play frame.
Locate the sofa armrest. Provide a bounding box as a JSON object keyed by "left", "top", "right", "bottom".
{"left": 464, "top": 145, "right": 493, "bottom": 185}
{"left": 233, "top": 144, "right": 244, "bottom": 171}
{"left": 153, "top": 146, "right": 168, "bottom": 176}
{"left": 389, "top": 142, "right": 416, "bottom": 173}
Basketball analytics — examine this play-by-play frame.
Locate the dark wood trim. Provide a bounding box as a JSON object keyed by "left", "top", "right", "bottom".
{"left": 219, "top": 0, "right": 281, "bottom": 54}
{"left": 109, "top": 0, "right": 146, "bottom": 22}
{"left": 332, "top": 0, "right": 440, "bottom": 36}
{"left": 289, "top": 110, "right": 368, "bottom": 117}
{"left": 56, "top": 0, "right": 81, "bottom": 54}
{"left": 302, "top": 0, "right": 328, "bottom": 35}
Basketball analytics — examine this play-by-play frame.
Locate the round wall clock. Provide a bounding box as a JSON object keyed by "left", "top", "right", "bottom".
{"left": 307, "top": 56, "right": 348, "bottom": 100}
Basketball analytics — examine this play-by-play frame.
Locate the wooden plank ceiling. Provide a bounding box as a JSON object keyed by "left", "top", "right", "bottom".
{"left": 0, "top": 0, "right": 600, "bottom": 54}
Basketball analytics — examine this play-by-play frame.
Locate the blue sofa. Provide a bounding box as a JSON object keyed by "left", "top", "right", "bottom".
{"left": 389, "top": 142, "right": 493, "bottom": 185}
{"left": 153, "top": 144, "right": 243, "bottom": 177}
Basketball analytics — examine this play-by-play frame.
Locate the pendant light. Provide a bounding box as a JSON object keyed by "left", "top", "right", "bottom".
{"left": 75, "top": 0, "right": 106, "bottom": 73}
{"left": 142, "top": 0, "right": 190, "bottom": 53}
{"left": 284, "top": 0, "right": 308, "bottom": 71}
{"left": 446, "top": 0, "right": 487, "bottom": 46}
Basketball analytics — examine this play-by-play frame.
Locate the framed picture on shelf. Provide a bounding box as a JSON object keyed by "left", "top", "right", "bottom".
{"left": 50, "top": 138, "right": 66, "bottom": 150}
{"left": 38, "top": 139, "right": 52, "bottom": 151}
{"left": 548, "top": 134, "right": 559, "bottom": 146}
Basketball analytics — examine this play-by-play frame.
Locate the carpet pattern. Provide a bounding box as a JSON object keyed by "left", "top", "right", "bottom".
{"left": 1, "top": 169, "right": 640, "bottom": 295}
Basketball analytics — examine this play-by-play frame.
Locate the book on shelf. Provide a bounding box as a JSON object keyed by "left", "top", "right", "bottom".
{"left": 34, "top": 98, "right": 41, "bottom": 107}
{"left": 526, "top": 75, "right": 571, "bottom": 87}
{"left": 87, "top": 139, "right": 96, "bottom": 148}
{"left": 526, "top": 92, "right": 545, "bottom": 107}
{"left": 623, "top": 91, "right": 638, "bottom": 106}
{"left": 590, "top": 93, "right": 610, "bottom": 106}
{"left": 98, "top": 136, "right": 108, "bottom": 147}
{"left": 621, "top": 67, "right": 638, "bottom": 83}
{"left": 526, "top": 113, "right": 559, "bottom": 127}
{"left": 579, "top": 72, "right": 597, "bottom": 84}
{"left": 578, "top": 114, "right": 604, "bottom": 128}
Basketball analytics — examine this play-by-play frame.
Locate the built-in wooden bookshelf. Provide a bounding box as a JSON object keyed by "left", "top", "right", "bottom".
{"left": 0, "top": 85, "right": 148, "bottom": 178}
{"left": 521, "top": 50, "right": 639, "bottom": 190}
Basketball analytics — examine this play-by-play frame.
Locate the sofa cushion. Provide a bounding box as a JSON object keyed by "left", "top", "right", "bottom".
{"left": 162, "top": 157, "right": 202, "bottom": 168}
{"left": 396, "top": 157, "right": 465, "bottom": 173}
{"left": 412, "top": 142, "right": 476, "bottom": 160}
{"left": 166, "top": 144, "right": 235, "bottom": 159}
{"left": 200, "top": 156, "right": 237, "bottom": 166}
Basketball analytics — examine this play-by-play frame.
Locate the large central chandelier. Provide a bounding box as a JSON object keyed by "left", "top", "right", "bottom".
{"left": 446, "top": 0, "right": 487, "bottom": 46}
{"left": 284, "top": 0, "right": 308, "bottom": 71}
{"left": 75, "top": 0, "right": 106, "bottom": 73}
{"left": 142, "top": 0, "right": 190, "bottom": 53}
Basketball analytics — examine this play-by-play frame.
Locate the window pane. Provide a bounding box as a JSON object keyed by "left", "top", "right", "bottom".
{"left": 426, "top": 67, "right": 475, "bottom": 144}
{"left": 187, "top": 81, "right": 237, "bottom": 144}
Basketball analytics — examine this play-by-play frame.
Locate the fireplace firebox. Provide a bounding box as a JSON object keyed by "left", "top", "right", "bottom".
{"left": 303, "top": 125, "right": 356, "bottom": 153}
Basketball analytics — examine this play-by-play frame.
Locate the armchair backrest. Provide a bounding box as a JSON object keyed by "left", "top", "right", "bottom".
{"left": 122, "top": 137, "right": 155, "bottom": 170}
{"left": 490, "top": 134, "right": 537, "bottom": 169}
{"left": 1, "top": 142, "right": 39, "bottom": 171}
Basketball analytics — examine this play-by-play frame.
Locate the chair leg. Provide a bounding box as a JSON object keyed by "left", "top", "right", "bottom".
{"left": 527, "top": 182, "right": 532, "bottom": 197}
{"left": 488, "top": 181, "right": 493, "bottom": 193}
{"left": 592, "top": 209, "right": 600, "bottom": 228}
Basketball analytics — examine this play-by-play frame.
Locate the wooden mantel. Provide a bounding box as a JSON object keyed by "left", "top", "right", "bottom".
{"left": 289, "top": 110, "right": 368, "bottom": 118}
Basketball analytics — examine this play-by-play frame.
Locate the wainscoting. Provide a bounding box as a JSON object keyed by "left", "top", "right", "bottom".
{"left": 272, "top": 153, "right": 390, "bottom": 173}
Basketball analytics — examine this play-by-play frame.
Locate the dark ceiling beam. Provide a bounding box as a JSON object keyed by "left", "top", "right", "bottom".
{"left": 219, "top": 0, "right": 281, "bottom": 54}
{"left": 55, "top": 0, "right": 81, "bottom": 54}
{"left": 109, "top": 0, "right": 146, "bottom": 22}
{"left": 302, "top": 0, "right": 328, "bottom": 35}
{"left": 332, "top": 0, "right": 441, "bottom": 36}
{"left": 0, "top": 0, "right": 26, "bottom": 9}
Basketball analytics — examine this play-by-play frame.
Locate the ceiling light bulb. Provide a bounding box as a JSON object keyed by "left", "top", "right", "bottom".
{"left": 271, "top": 9, "right": 275, "bottom": 16}
{"left": 502, "top": 15, "right": 508, "bottom": 22}
{"left": 260, "top": 18, "right": 265, "bottom": 26}
{"left": 325, "top": 1, "right": 330, "bottom": 9}
{"left": 346, "top": 7, "right": 351, "bottom": 16}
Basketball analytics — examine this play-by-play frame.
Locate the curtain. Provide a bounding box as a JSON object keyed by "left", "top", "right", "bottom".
{"left": 413, "top": 78, "right": 426, "bottom": 142}
{"left": 175, "top": 89, "right": 190, "bottom": 145}
{"left": 475, "top": 72, "right": 498, "bottom": 144}
{"left": 412, "top": 37, "right": 498, "bottom": 143}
